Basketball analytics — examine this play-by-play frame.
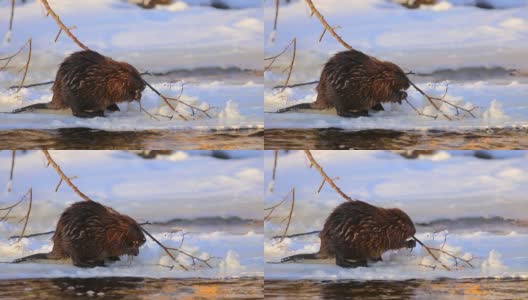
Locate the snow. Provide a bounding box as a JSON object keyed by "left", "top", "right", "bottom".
{"left": 0, "top": 0, "right": 263, "bottom": 131}
{"left": 264, "top": 150, "right": 528, "bottom": 280}
{"left": 264, "top": 0, "right": 528, "bottom": 130}
{"left": 0, "top": 231, "right": 263, "bottom": 279}
{"left": 0, "top": 150, "right": 263, "bottom": 279}
{"left": 0, "top": 81, "right": 263, "bottom": 131}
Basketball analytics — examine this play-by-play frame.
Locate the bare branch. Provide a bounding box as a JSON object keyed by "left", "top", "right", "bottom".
{"left": 273, "top": 80, "right": 319, "bottom": 90}
{"left": 272, "top": 150, "right": 278, "bottom": 181}
{"left": 1, "top": 39, "right": 32, "bottom": 91}
{"left": 16, "top": 38, "right": 32, "bottom": 93}
{"left": 0, "top": 191, "right": 27, "bottom": 222}
{"left": 39, "top": 0, "right": 89, "bottom": 50}
{"left": 16, "top": 188, "right": 33, "bottom": 243}
{"left": 404, "top": 99, "right": 438, "bottom": 119}
{"left": 265, "top": 38, "right": 296, "bottom": 72}
{"left": 140, "top": 227, "right": 188, "bottom": 271}
{"left": 272, "top": 230, "right": 320, "bottom": 239}
{"left": 304, "top": 0, "right": 353, "bottom": 50}
{"left": 264, "top": 188, "right": 293, "bottom": 221}
{"left": 278, "top": 188, "right": 295, "bottom": 243}
{"left": 8, "top": 81, "right": 54, "bottom": 89}
{"left": 42, "top": 150, "right": 91, "bottom": 202}
{"left": 273, "top": 0, "right": 280, "bottom": 34}
{"left": 408, "top": 80, "right": 477, "bottom": 120}
{"left": 8, "top": 150, "right": 16, "bottom": 193}
{"left": 7, "top": 0, "right": 15, "bottom": 42}
{"left": 304, "top": 150, "right": 354, "bottom": 202}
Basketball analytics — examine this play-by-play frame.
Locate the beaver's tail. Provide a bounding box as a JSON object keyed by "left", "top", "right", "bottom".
{"left": 12, "top": 103, "right": 52, "bottom": 114}
{"left": 281, "top": 252, "right": 320, "bottom": 263}
{"left": 12, "top": 253, "right": 52, "bottom": 263}
{"left": 275, "top": 103, "right": 314, "bottom": 113}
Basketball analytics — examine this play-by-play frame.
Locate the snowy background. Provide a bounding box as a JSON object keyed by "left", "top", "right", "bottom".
{"left": 264, "top": 150, "right": 528, "bottom": 280}
{"left": 0, "top": 150, "right": 263, "bottom": 279}
{"left": 0, "top": 0, "right": 263, "bottom": 131}
{"left": 264, "top": 0, "right": 528, "bottom": 131}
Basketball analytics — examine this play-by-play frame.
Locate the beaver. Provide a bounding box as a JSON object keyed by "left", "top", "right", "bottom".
{"left": 12, "top": 50, "right": 145, "bottom": 118}
{"left": 281, "top": 201, "right": 416, "bottom": 268}
{"left": 13, "top": 201, "right": 146, "bottom": 268}
{"left": 276, "top": 49, "right": 410, "bottom": 117}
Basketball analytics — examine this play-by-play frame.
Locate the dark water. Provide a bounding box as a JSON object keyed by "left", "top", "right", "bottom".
{"left": 0, "top": 277, "right": 263, "bottom": 299}
{"left": 265, "top": 279, "right": 528, "bottom": 300}
{"left": 0, "top": 128, "right": 263, "bottom": 150}
{"left": 264, "top": 128, "right": 528, "bottom": 150}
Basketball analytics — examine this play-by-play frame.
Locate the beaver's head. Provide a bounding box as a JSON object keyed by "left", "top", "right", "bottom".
{"left": 124, "top": 218, "right": 147, "bottom": 256}
{"left": 121, "top": 62, "right": 146, "bottom": 102}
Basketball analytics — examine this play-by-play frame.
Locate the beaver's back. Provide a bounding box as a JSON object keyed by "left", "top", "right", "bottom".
{"left": 318, "top": 201, "right": 415, "bottom": 261}
{"left": 314, "top": 50, "right": 410, "bottom": 113}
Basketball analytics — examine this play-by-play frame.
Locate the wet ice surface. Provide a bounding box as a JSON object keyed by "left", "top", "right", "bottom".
{"left": 264, "top": 151, "right": 528, "bottom": 280}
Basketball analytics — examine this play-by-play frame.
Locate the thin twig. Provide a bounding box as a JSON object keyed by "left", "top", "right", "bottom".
{"left": 317, "top": 176, "right": 339, "bottom": 194}
{"left": 280, "top": 38, "right": 296, "bottom": 93}
{"left": 0, "top": 192, "right": 27, "bottom": 222}
{"left": 404, "top": 99, "right": 438, "bottom": 119}
{"left": 8, "top": 0, "right": 15, "bottom": 40}
{"left": 15, "top": 38, "right": 31, "bottom": 93}
{"left": 165, "top": 246, "right": 215, "bottom": 268}
{"left": 272, "top": 150, "right": 278, "bottom": 182}
{"left": 272, "top": 230, "right": 320, "bottom": 239}
{"left": 140, "top": 227, "right": 188, "bottom": 271}
{"left": 273, "top": 80, "right": 319, "bottom": 89}
{"left": 264, "top": 189, "right": 293, "bottom": 221}
{"left": 39, "top": 0, "right": 89, "bottom": 50}
{"left": 273, "top": 0, "right": 279, "bottom": 33}
{"left": 54, "top": 176, "right": 77, "bottom": 192}
{"left": 413, "top": 236, "right": 450, "bottom": 271}
{"left": 16, "top": 188, "right": 32, "bottom": 243}
{"left": 279, "top": 188, "right": 295, "bottom": 243}
{"left": 304, "top": 150, "right": 354, "bottom": 202}
{"left": 304, "top": 0, "right": 352, "bottom": 50}
{"left": 408, "top": 81, "right": 477, "bottom": 120}
{"left": 264, "top": 38, "right": 296, "bottom": 73}
{"left": 8, "top": 150, "right": 16, "bottom": 192}
{"left": 42, "top": 150, "right": 91, "bottom": 202}
{"left": 8, "top": 81, "right": 54, "bottom": 89}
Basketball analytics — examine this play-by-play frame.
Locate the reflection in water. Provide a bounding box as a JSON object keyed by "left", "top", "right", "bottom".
{"left": 264, "top": 128, "right": 528, "bottom": 150}
{"left": 0, "top": 277, "right": 263, "bottom": 299}
{"left": 265, "top": 279, "right": 528, "bottom": 300}
{"left": 0, "top": 128, "right": 263, "bottom": 150}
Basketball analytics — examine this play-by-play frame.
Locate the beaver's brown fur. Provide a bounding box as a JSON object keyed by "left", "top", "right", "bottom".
{"left": 276, "top": 49, "right": 410, "bottom": 117}
{"left": 13, "top": 201, "right": 146, "bottom": 268}
{"left": 281, "top": 201, "right": 416, "bottom": 268}
{"left": 13, "top": 50, "right": 145, "bottom": 118}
